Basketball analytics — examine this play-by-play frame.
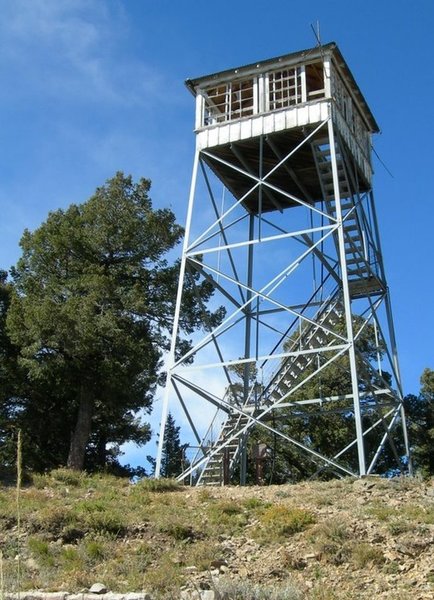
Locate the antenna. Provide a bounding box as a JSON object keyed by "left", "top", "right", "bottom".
{"left": 311, "top": 20, "right": 321, "bottom": 46}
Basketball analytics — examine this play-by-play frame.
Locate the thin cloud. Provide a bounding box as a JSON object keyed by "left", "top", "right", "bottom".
{"left": 0, "top": 0, "right": 170, "bottom": 108}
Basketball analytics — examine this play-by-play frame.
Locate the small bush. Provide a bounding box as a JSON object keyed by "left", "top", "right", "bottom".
{"left": 402, "top": 503, "right": 434, "bottom": 524}
{"left": 309, "top": 586, "right": 350, "bottom": 600}
{"left": 197, "top": 488, "right": 215, "bottom": 502}
{"left": 46, "top": 469, "right": 84, "bottom": 487}
{"left": 183, "top": 539, "right": 219, "bottom": 571}
{"left": 367, "top": 504, "right": 395, "bottom": 522}
{"left": 351, "top": 542, "right": 385, "bottom": 568}
{"left": 214, "top": 578, "right": 302, "bottom": 599}
{"left": 135, "top": 477, "right": 180, "bottom": 493}
{"left": 60, "top": 546, "right": 83, "bottom": 570}
{"left": 160, "top": 521, "right": 196, "bottom": 541}
{"left": 243, "top": 497, "right": 269, "bottom": 510}
{"left": 275, "top": 489, "right": 291, "bottom": 499}
{"left": 84, "top": 510, "right": 127, "bottom": 536}
{"left": 310, "top": 519, "right": 350, "bottom": 564}
{"left": 207, "top": 500, "right": 249, "bottom": 534}
{"left": 30, "top": 505, "right": 74, "bottom": 536}
{"left": 258, "top": 505, "right": 316, "bottom": 540}
{"left": 313, "top": 492, "right": 334, "bottom": 507}
{"left": 142, "top": 554, "right": 183, "bottom": 596}
{"left": 28, "top": 537, "right": 54, "bottom": 566}
{"left": 387, "top": 520, "right": 411, "bottom": 536}
{"left": 84, "top": 539, "right": 107, "bottom": 562}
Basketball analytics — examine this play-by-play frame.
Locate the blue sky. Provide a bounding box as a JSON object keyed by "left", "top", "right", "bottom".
{"left": 1, "top": 0, "right": 433, "bottom": 467}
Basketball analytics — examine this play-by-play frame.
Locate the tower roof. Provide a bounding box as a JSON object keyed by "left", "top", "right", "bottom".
{"left": 185, "top": 42, "right": 379, "bottom": 134}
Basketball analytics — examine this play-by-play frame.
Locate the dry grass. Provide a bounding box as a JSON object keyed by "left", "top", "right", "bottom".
{"left": 0, "top": 472, "right": 432, "bottom": 599}
{"left": 309, "top": 518, "right": 351, "bottom": 565}
{"left": 214, "top": 578, "right": 302, "bottom": 599}
{"left": 255, "top": 505, "right": 316, "bottom": 541}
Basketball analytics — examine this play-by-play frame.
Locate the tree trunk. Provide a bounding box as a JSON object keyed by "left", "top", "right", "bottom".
{"left": 67, "top": 386, "right": 93, "bottom": 470}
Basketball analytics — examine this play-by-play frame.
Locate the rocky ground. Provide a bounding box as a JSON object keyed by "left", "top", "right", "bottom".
{"left": 185, "top": 477, "right": 434, "bottom": 599}
{"left": 0, "top": 471, "right": 433, "bottom": 599}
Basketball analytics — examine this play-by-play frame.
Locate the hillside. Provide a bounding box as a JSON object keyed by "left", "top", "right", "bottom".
{"left": 0, "top": 471, "right": 433, "bottom": 599}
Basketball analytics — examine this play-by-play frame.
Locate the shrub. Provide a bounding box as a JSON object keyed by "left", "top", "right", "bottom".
{"left": 27, "top": 537, "right": 54, "bottom": 567}
{"left": 183, "top": 539, "right": 219, "bottom": 571}
{"left": 160, "top": 521, "right": 196, "bottom": 541}
{"left": 135, "top": 478, "right": 180, "bottom": 493}
{"left": 258, "top": 505, "right": 316, "bottom": 540}
{"left": 214, "top": 578, "right": 302, "bottom": 599}
{"left": 142, "top": 553, "right": 183, "bottom": 596}
{"left": 84, "top": 539, "right": 107, "bottom": 562}
{"left": 310, "top": 519, "right": 350, "bottom": 564}
{"left": 207, "top": 500, "right": 248, "bottom": 534}
{"left": 351, "top": 542, "right": 385, "bottom": 568}
{"left": 243, "top": 497, "right": 269, "bottom": 510}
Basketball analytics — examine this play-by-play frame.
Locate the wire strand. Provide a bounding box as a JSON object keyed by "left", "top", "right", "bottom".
{"left": 372, "top": 145, "right": 394, "bottom": 179}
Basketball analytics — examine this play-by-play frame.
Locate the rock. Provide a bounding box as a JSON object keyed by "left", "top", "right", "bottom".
{"left": 89, "top": 584, "right": 108, "bottom": 594}
{"left": 198, "top": 581, "right": 211, "bottom": 590}
{"left": 210, "top": 559, "right": 228, "bottom": 568}
{"left": 200, "top": 591, "right": 215, "bottom": 600}
{"left": 396, "top": 544, "right": 417, "bottom": 558}
{"left": 180, "top": 591, "right": 200, "bottom": 600}
{"left": 184, "top": 565, "right": 198, "bottom": 573}
{"left": 25, "top": 558, "right": 39, "bottom": 571}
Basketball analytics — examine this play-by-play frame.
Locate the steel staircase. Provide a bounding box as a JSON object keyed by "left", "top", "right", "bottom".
{"left": 198, "top": 292, "right": 344, "bottom": 485}
{"left": 197, "top": 137, "right": 386, "bottom": 486}
{"left": 267, "top": 292, "right": 344, "bottom": 404}
{"left": 198, "top": 410, "right": 250, "bottom": 486}
{"left": 311, "top": 138, "right": 384, "bottom": 297}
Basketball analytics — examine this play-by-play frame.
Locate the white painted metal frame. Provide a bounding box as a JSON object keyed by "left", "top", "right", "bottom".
{"left": 155, "top": 101, "right": 410, "bottom": 482}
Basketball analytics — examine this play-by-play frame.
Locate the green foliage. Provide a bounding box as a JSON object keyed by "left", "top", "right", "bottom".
{"left": 257, "top": 505, "right": 316, "bottom": 540}
{"left": 1, "top": 172, "right": 222, "bottom": 473}
{"left": 367, "top": 501, "right": 434, "bottom": 526}
{"left": 244, "top": 313, "right": 406, "bottom": 483}
{"left": 135, "top": 477, "right": 181, "bottom": 493}
{"left": 27, "top": 538, "right": 53, "bottom": 567}
{"left": 207, "top": 499, "right": 249, "bottom": 534}
{"left": 158, "top": 412, "right": 188, "bottom": 478}
{"left": 0, "top": 273, "right": 25, "bottom": 473}
{"left": 242, "top": 497, "right": 269, "bottom": 510}
{"left": 405, "top": 368, "right": 434, "bottom": 477}
{"left": 159, "top": 521, "right": 196, "bottom": 541}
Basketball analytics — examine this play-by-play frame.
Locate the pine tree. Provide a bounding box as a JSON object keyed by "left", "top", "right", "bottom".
{"left": 160, "top": 413, "right": 187, "bottom": 478}
{"left": 405, "top": 368, "right": 434, "bottom": 477}
{"left": 4, "top": 173, "right": 222, "bottom": 472}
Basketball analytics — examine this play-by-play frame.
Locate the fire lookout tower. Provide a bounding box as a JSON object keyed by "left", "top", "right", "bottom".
{"left": 156, "top": 43, "right": 411, "bottom": 484}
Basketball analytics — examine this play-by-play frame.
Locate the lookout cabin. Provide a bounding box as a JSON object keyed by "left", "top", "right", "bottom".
{"left": 185, "top": 43, "right": 379, "bottom": 213}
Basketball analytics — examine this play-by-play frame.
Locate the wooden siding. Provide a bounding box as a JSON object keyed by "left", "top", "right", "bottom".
{"left": 196, "top": 100, "right": 330, "bottom": 150}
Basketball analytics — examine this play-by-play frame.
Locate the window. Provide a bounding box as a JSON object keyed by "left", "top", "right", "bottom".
{"left": 268, "top": 67, "right": 302, "bottom": 110}
{"left": 306, "top": 62, "right": 325, "bottom": 100}
{"left": 203, "top": 77, "right": 255, "bottom": 126}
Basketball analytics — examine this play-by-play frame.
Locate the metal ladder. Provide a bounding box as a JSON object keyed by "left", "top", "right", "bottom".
{"left": 267, "top": 292, "right": 344, "bottom": 403}
{"left": 311, "top": 138, "right": 383, "bottom": 297}
{"left": 198, "top": 411, "right": 250, "bottom": 486}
